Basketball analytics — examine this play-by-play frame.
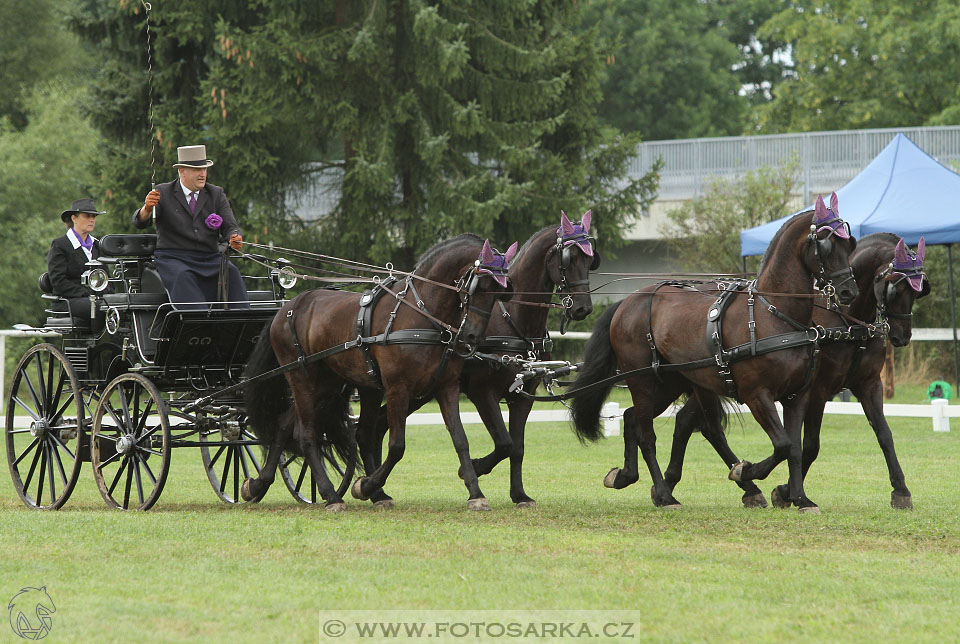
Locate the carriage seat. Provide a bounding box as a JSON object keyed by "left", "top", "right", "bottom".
{"left": 99, "top": 233, "right": 157, "bottom": 257}
{"left": 38, "top": 272, "right": 90, "bottom": 330}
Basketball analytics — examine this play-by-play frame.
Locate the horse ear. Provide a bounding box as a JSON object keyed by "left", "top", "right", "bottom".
{"left": 814, "top": 195, "right": 827, "bottom": 221}
{"left": 504, "top": 241, "right": 519, "bottom": 263}
{"left": 830, "top": 192, "right": 839, "bottom": 215}
{"left": 480, "top": 239, "right": 495, "bottom": 263}
{"left": 917, "top": 236, "right": 926, "bottom": 263}
{"left": 560, "top": 210, "right": 574, "bottom": 236}
{"left": 581, "top": 209, "right": 592, "bottom": 232}
{"left": 894, "top": 238, "right": 908, "bottom": 264}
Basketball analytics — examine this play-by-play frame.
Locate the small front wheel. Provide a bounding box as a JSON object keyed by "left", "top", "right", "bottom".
{"left": 91, "top": 373, "right": 170, "bottom": 510}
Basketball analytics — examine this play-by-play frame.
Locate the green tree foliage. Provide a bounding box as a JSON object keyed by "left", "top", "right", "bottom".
{"left": 581, "top": 0, "right": 786, "bottom": 140}
{"left": 659, "top": 160, "right": 799, "bottom": 274}
{"left": 70, "top": 0, "right": 657, "bottom": 270}
{"left": 0, "top": 84, "right": 99, "bottom": 329}
{"left": 756, "top": 0, "right": 960, "bottom": 132}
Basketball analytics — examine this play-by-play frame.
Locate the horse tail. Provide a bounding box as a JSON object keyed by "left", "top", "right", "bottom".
{"left": 244, "top": 322, "right": 291, "bottom": 447}
{"left": 570, "top": 301, "right": 623, "bottom": 443}
{"left": 311, "top": 384, "right": 361, "bottom": 474}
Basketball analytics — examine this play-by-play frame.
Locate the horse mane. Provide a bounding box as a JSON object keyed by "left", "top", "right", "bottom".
{"left": 856, "top": 232, "right": 900, "bottom": 251}
{"left": 513, "top": 225, "right": 555, "bottom": 264}
{"left": 757, "top": 211, "right": 811, "bottom": 276}
{"left": 413, "top": 233, "right": 484, "bottom": 272}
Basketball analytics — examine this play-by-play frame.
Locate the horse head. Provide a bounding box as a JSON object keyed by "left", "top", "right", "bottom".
{"left": 547, "top": 209, "right": 598, "bottom": 322}
{"left": 804, "top": 193, "right": 859, "bottom": 305}
{"left": 870, "top": 236, "right": 930, "bottom": 346}
{"left": 454, "top": 239, "right": 518, "bottom": 354}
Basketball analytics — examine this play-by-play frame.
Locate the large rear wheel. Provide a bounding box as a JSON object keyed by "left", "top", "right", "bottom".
{"left": 4, "top": 344, "right": 84, "bottom": 510}
{"left": 91, "top": 373, "right": 170, "bottom": 510}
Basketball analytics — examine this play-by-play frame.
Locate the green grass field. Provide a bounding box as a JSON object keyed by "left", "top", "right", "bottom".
{"left": 2, "top": 386, "right": 959, "bottom": 643}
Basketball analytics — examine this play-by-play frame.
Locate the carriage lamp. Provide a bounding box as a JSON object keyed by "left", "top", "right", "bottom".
{"left": 273, "top": 259, "right": 298, "bottom": 289}
{"left": 81, "top": 261, "right": 110, "bottom": 292}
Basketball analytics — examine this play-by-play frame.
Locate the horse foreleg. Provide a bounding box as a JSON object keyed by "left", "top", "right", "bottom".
{"left": 604, "top": 406, "right": 641, "bottom": 490}
{"left": 635, "top": 409, "right": 680, "bottom": 509}
{"left": 463, "top": 387, "right": 512, "bottom": 480}
{"left": 854, "top": 379, "right": 913, "bottom": 509}
{"left": 736, "top": 395, "right": 816, "bottom": 512}
{"left": 290, "top": 388, "right": 346, "bottom": 511}
{"left": 506, "top": 396, "right": 536, "bottom": 507}
{"left": 437, "top": 383, "right": 489, "bottom": 510}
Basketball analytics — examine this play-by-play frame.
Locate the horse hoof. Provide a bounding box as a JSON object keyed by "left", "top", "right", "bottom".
{"left": 891, "top": 492, "right": 914, "bottom": 510}
{"left": 771, "top": 486, "right": 790, "bottom": 509}
{"left": 515, "top": 500, "right": 537, "bottom": 509}
{"left": 728, "top": 461, "right": 749, "bottom": 482}
{"left": 351, "top": 477, "right": 370, "bottom": 501}
{"left": 742, "top": 493, "right": 768, "bottom": 509}
{"left": 467, "top": 497, "right": 491, "bottom": 511}
{"left": 240, "top": 479, "right": 256, "bottom": 502}
{"left": 373, "top": 499, "right": 395, "bottom": 511}
{"left": 651, "top": 485, "right": 682, "bottom": 509}
{"left": 798, "top": 505, "right": 821, "bottom": 514}
{"left": 325, "top": 502, "right": 347, "bottom": 513}
{"left": 603, "top": 468, "right": 621, "bottom": 488}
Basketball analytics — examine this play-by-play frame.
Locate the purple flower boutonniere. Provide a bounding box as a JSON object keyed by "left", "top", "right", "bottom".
{"left": 205, "top": 213, "right": 223, "bottom": 230}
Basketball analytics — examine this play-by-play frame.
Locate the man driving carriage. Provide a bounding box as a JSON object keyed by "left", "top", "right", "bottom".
{"left": 134, "top": 144, "right": 249, "bottom": 309}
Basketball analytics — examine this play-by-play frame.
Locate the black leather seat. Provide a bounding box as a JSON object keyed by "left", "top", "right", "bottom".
{"left": 39, "top": 272, "right": 90, "bottom": 330}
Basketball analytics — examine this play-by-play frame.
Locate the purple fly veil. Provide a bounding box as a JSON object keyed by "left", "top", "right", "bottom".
{"left": 893, "top": 236, "right": 926, "bottom": 291}
{"left": 813, "top": 192, "right": 850, "bottom": 239}
{"left": 557, "top": 209, "right": 594, "bottom": 256}
{"left": 477, "top": 239, "right": 517, "bottom": 287}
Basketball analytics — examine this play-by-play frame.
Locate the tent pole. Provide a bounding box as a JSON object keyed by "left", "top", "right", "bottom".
{"left": 948, "top": 244, "right": 960, "bottom": 392}
{"left": 742, "top": 256, "right": 747, "bottom": 275}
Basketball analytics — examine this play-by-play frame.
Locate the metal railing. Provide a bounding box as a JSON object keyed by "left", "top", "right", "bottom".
{"left": 631, "top": 126, "right": 960, "bottom": 204}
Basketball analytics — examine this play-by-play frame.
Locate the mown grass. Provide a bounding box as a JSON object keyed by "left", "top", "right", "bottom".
{"left": 2, "top": 386, "right": 958, "bottom": 643}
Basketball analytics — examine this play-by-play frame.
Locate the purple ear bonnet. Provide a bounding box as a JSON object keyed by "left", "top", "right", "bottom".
{"left": 557, "top": 209, "right": 595, "bottom": 256}
{"left": 813, "top": 192, "right": 850, "bottom": 239}
{"left": 893, "top": 236, "right": 926, "bottom": 292}
{"left": 477, "top": 239, "right": 517, "bottom": 288}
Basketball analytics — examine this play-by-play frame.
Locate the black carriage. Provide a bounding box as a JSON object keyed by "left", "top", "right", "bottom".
{"left": 5, "top": 234, "right": 352, "bottom": 510}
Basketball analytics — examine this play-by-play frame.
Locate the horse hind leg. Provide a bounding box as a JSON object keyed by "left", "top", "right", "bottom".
{"left": 604, "top": 405, "right": 642, "bottom": 490}
{"left": 241, "top": 407, "right": 293, "bottom": 502}
{"left": 507, "top": 397, "right": 536, "bottom": 507}
{"left": 354, "top": 389, "right": 394, "bottom": 509}
{"left": 461, "top": 387, "right": 512, "bottom": 480}
{"left": 291, "top": 384, "right": 349, "bottom": 511}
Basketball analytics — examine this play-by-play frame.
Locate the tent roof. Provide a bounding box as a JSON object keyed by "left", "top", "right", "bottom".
{"left": 740, "top": 133, "right": 960, "bottom": 256}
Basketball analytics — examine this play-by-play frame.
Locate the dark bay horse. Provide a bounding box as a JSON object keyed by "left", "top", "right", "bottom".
{"left": 242, "top": 235, "right": 515, "bottom": 510}
{"left": 362, "top": 211, "right": 599, "bottom": 509}
{"left": 569, "top": 196, "right": 859, "bottom": 512}
{"left": 663, "top": 234, "right": 930, "bottom": 511}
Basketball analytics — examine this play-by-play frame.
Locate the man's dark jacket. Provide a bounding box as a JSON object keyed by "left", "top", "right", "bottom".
{"left": 131, "top": 179, "right": 241, "bottom": 251}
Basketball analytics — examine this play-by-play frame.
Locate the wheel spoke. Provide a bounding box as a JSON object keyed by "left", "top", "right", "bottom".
{"left": 21, "top": 439, "right": 43, "bottom": 493}
{"left": 50, "top": 438, "right": 69, "bottom": 487}
{"left": 49, "top": 367, "right": 66, "bottom": 421}
{"left": 13, "top": 437, "right": 40, "bottom": 468}
{"left": 107, "top": 457, "right": 129, "bottom": 494}
{"left": 135, "top": 399, "right": 156, "bottom": 436}
{"left": 52, "top": 390, "right": 77, "bottom": 425}
{"left": 35, "top": 441, "right": 47, "bottom": 506}
{"left": 123, "top": 457, "right": 134, "bottom": 509}
{"left": 208, "top": 444, "right": 227, "bottom": 468}
{"left": 242, "top": 444, "right": 261, "bottom": 475}
{"left": 21, "top": 370, "right": 44, "bottom": 416}
{"left": 295, "top": 462, "right": 308, "bottom": 492}
{"left": 44, "top": 351, "right": 56, "bottom": 411}
{"left": 133, "top": 454, "right": 145, "bottom": 506}
{"left": 48, "top": 432, "right": 77, "bottom": 462}
{"left": 33, "top": 353, "right": 48, "bottom": 414}
{"left": 219, "top": 447, "right": 233, "bottom": 495}
{"left": 233, "top": 448, "right": 241, "bottom": 500}
{"left": 45, "top": 442, "right": 57, "bottom": 504}
{"left": 12, "top": 395, "right": 41, "bottom": 421}
{"left": 139, "top": 453, "right": 158, "bottom": 485}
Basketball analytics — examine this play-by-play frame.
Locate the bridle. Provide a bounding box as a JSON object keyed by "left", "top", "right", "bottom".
{"left": 451, "top": 253, "right": 512, "bottom": 357}
{"left": 873, "top": 263, "right": 925, "bottom": 326}
{"left": 554, "top": 228, "right": 599, "bottom": 331}
{"left": 805, "top": 213, "right": 856, "bottom": 305}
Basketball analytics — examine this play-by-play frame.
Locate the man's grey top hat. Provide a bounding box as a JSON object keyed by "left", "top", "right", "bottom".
{"left": 172, "top": 144, "right": 214, "bottom": 168}
{"left": 60, "top": 198, "right": 105, "bottom": 223}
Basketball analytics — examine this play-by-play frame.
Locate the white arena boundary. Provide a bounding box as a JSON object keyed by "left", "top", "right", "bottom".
{"left": 4, "top": 329, "right": 958, "bottom": 433}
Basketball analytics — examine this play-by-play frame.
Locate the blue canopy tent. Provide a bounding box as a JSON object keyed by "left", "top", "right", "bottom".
{"left": 739, "top": 133, "right": 960, "bottom": 387}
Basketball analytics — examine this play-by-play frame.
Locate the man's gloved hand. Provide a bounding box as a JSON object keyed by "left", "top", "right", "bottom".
{"left": 229, "top": 233, "right": 243, "bottom": 251}
{"left": 142, "top": 189, "right": 160, "bottom": 217}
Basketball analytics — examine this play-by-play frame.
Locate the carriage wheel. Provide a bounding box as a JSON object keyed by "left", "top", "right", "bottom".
{"left": 279, "top": 415, "right": 357, "bottom": 503}
{"left": 4, "top": 344, "right": 84, "bottom": 510}
{"left": 199, "top": 424, "right": 263, "bottom": 503}
{"left": 91, "top": 373, "right": 170, "bottom": 511}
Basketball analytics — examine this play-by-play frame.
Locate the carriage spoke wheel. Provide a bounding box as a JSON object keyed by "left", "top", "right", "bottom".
{"left": 5, "top": 344, "right": 84, "bottom": 510}
{"left": 199, "top": 424, "right": 263, "bottom": 503}
{"left": 91, "top": 373, "right": 170, "bottom": 511}
{"left": 280, "top": 417, "right": 357, "bottom": 503}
